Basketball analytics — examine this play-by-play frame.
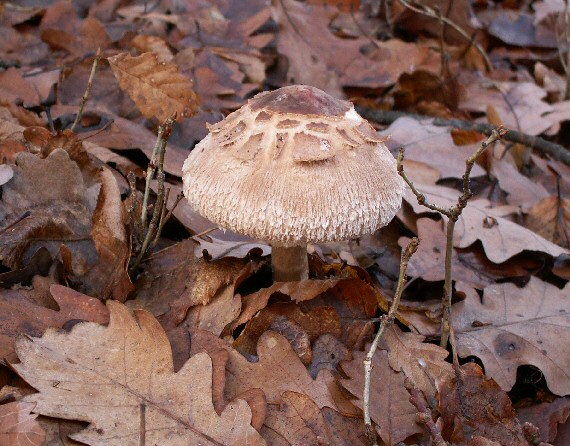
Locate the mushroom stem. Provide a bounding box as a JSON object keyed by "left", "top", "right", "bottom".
{"left": 271, "top": 245, "right": 309, "bottom": 282}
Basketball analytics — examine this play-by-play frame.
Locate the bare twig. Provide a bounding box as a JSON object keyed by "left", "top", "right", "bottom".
{"left": 405, "top": 379, "right": 448, "bottom": 446}
{"left": 129, "top": 115, "right": 177, "bottom": 276}
{"left": 397, "top": 129, "right": 505, "bottom": 359}
{"left": 356, "top": 107, "right": 570, "bottom": 166}
{"left": 71, "top": 48, "right": 101, "bottom": 132}
{"left": 396, "top": 0, "right": 492, "bottom": 70}
{"left": 363, "top": 237, "right": 419, "bottom": 446}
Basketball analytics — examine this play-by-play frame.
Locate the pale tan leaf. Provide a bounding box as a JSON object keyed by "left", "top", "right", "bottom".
{"left": 0, "top": 401, "right": 45, "bottom": 446}
{"left": 14, "top": 301, "right": 265, "bottom": 446}
{"left": 453, "top": 278, "right": 570, "bottom": 395}
{"left": 404, "top": 184, "right": 568, "bottom": 263}
{"left": 108, "top": 52, "right": 199, "bottom": 122}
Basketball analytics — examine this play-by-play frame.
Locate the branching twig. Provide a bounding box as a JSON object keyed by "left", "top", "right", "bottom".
{"left": 128, "top": 115, "right": 181, "bottom": 276}
{"left": 396, "top": 0, "right": 492, "bottom": 71}
{"left": 397, "top": 129, "right": 505, "bottom": 359}
{"left": 363, "top": 237, "right": 420, "bottom": 446}
{"left": 356, "top": 107, "right": 570, "bottom": 166}
{"left": 71, "top": 48, "right": 101, "bottom": 133}
{"left": 405, "top": 379, "right": 449, "bottom": 446}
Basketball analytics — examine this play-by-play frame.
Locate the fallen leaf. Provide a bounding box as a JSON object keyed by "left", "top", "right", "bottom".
{"left": 14, "top": 301, "right": 266, "bottom": 445}
{"left": 40, "top": 1, "right": 111, "bottom": 57}
{"left": 381, "top": 117, "right": 485, "bottom": 179}
{"left": 404, "top": 185, "right": 568, "bottom": 263}
{"left": 309, "top": 334, "right": 350, "bottom": 379}
{"left": 0, "top": 401, "right": 45, "bottom": 446}
{"left": 191, "top": 330, "right": 338, "bottom": 410}
{"left": 0, "top": 284, "right": 109, "bottom": 362}
{"left": 261, "top": 391, "right": 335, "bottom": 445}
{"left": 517, "top": 397, "right": 570, "bottom": 443}
{"left": 452, "top": 278, "right": 570, "bottom": 395}
{"left": 527, "top": 196, "right": 570, "bottom": 248}
{"left": 272, "top": 0, "right": 437, "bottom": 92}
{"left": 491, "top": 157, "right": 550, "bottom": 212}
{"left": 459, "top": 72, "right": 554, "bottom": 136}
{"left": 0, "top": 139, "right": 132, "bottom": 299}
{"left": 438, "top": 363, "right": 529, "bottom": 446}
{"left": 382, "top": 325, "right": 453, "bottom": 404}
{"left": 340, "top": 349, "right": 424, "bottom": 445}
{"left": 108, "top": 52, "right": 200, "bottom": 122}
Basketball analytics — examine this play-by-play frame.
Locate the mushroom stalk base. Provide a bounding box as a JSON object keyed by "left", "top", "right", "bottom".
{"left": 272, "top": 245, "right": 309, "bottom": 282}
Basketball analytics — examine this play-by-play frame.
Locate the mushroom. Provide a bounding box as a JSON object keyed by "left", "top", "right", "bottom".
{"left": 182, "top": 85, "right": 405, "bottom": 281}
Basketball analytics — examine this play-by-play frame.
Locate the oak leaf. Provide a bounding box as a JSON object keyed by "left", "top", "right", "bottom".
{"left": 404, "top": 184, "right": 568, "bottom": 263}
{"left": 0, "top": 401, "right": 45, "bottom": 446}
{"left": 108, "top": 52, "right": 200, "bottom": 122}
{"left": 382, "top": 325, "right": 453, "bottom": 404}
{"left": 0, "top": 284, "right": 108, "bottom": 362}
{"left": 453, "top": 278, "right": 570, "bottom": 395}
{"left": 14, "top": 301, "right": 265, "bottom": 446}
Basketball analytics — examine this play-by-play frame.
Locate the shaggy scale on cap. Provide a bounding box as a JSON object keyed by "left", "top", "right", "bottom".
{"left": 182, "top": 85, "right": 405, "bottom": 247}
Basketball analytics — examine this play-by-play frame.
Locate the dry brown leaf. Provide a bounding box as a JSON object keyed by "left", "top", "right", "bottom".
{"left": 438, "top": 363, "right": 528, "bottom": 446}
{"left": 0, "top": 137, "right": 132, "bottom": 300}
{"left": 0, "top": 284, "right": 109, "bottom": 363}
{"left": 14, "top": 301, "right": 266, "bottom": 446}
{"left": 452, "top": 278, "right": 570, "bottom": 395}
{"left": 381, "top": 117, "right": 485, "bottom": 179}
{"left": 0, "top": 401, "right": 45, "bottom": 446}
{"left": 233, "top": 303, "right": 342, "bottom": 359}
{"left": 491, "top": 158, "right": 550, "bottom": 212}
{"left": 527, "top": 196, "right": 570, "bottom": 248}
{"left": 382, "top": 325, "right": 453, "bottom": 404}
{"left": 261, "top": 391, "right": 335, "bottom": 445}
{"left": 517, "top": 397, "right": 570, "bottom": 443}
{"left": 272, "top": 0, "right": 437, "bottom": 92}
{"left": 340, "top": 349, "right": 424, "bottom": 445}
{"left": 191, "top": 330, "right": 338, "bottom": 411}
{"left": 404, "top": 185, "right": 568, "bottom": 263}
{"left": 459, "top": 72, "right": 554, "bottom": 136}
{"left": 108, "top": 51, "right": 200, "bottom": 122}
{"left": 40, "top": 1, "right": 111, "bottom": 57}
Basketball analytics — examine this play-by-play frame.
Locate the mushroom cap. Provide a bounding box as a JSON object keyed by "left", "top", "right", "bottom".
{"left": 182, "top": 85, "right": 405, "bottom": 246}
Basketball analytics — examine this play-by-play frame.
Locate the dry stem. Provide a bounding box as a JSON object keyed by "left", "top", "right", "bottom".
{"left": 363, "top": 237, "right": 419, "bottom": 446}
{"left": 397, "top": 128, "right": 505, "bottom": 359}
{"left": 405, "top": 379, "right": 448, "bottom": 446}
{"left": 71, "top": 48, "right": 101, "bottom": 132}
{"left": 128, "top": 115, "right": 181, "bottom": 276}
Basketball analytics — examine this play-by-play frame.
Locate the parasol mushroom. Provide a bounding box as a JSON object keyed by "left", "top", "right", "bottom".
{"left": 182, "top": 85, "right": 405, "bottom": 281}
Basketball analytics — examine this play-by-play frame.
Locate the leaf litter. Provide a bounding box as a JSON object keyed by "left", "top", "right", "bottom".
{"left": 1, "top": 0, "right": 570, "bottom": 445}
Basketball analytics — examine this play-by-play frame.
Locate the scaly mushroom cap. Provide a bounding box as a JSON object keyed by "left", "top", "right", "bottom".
{"left": 182, "top": 85, "right": 405, "bottom": 246}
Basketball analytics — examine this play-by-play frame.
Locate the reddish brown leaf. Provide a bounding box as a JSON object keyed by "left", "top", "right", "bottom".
{"left": 0, "top": 284, "right": 109, "bottom": 362}
{"left": 517, "top": 397, "right": 570, "bottom": 443}
{"left": 108, "top": 52, "right": 200, "bottom": 122}
{"left": 438, "top": 363, "right": 528, "bottom": 446}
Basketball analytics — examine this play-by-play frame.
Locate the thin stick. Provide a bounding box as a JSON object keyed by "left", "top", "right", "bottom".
{"left": 71, "top": 48, "right": 101, "bottom": 132}
{"left": 397, "top": 129, "right": 505, "bottom": 360}
{"left": 356, "top": 107, "right": 570, "bottom": 166}
{"left": 396, "top": 0, "right": 492, "bottom": 70}
{"left": 405, "top": 379, "right": 448, "bottom": 446}
{"left": 363, "top": 237, "right": 419, "bottom": 446}
{"left": 129, "top": 115, "right": 176, "bottom": 276}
